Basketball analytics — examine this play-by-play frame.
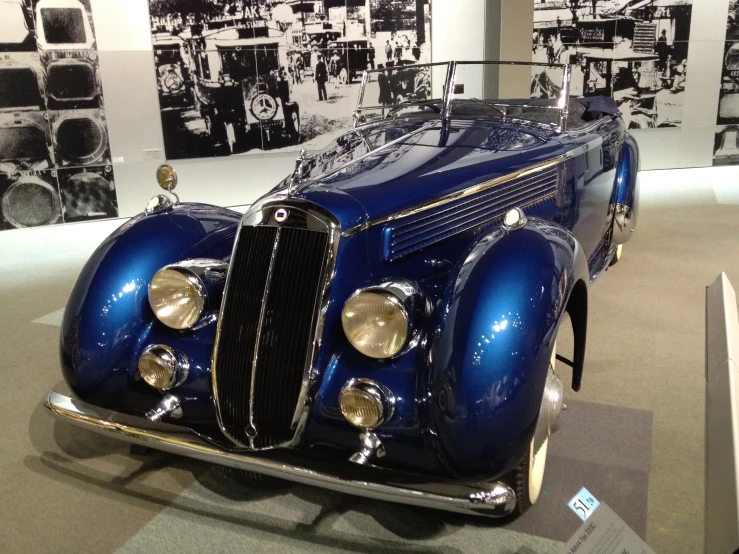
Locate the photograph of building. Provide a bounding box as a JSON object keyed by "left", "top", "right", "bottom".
{"left": 147, "top": 0, "right": 432, "bottom": 160}
{"left": 531, "top": 0, "right": 692, "bottom": 129}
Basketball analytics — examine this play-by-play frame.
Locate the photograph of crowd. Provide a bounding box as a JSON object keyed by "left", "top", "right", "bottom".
{"left": 0, "top": 0, "right": 117, "bottom": 231}
{"left": 147, "top": 0, "right": 432, "bottom": 160}
{"left": 530, "top": 0, "right": 692, "bottom": 129}
{"left": 715, "top": 1, "right": 739, "bottom": 166}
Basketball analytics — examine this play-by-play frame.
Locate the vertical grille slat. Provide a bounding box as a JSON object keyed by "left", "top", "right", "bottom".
{"left": 213, "top": 217, "right": 330, "bottom": 449}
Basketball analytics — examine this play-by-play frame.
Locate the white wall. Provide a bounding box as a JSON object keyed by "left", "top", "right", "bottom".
{"left": 90, "top": 0, "right": 292, "bottom": 218}
{"left": 627, "top": 0, "right": 729, "bottom": 170}
{"left": 87, "top": 0, "right": 731, "bottom": 220}
{"left": 88, "top": 0, "right": 490, "bottom": 219}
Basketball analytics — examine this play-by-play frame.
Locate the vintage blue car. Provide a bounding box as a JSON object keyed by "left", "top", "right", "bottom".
{"left": 44, "top": 61, "right": 639, "bottom": 517}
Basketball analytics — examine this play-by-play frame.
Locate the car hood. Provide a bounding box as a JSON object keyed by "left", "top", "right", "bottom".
{"left": 301, "top": 118, "right": 566, "bottom": 225}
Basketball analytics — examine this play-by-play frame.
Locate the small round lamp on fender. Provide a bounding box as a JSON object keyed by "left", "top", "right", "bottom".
{"left": 338, "top": 378, "right": 395, "bottom": 430}
{"left": 137, "top": 344, "right": 189, "bottom": 391}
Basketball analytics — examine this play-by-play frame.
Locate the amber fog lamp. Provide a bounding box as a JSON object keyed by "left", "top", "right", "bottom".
{"left": 149, "top": 267, "right": 205, "bottom": 330}
{"left": 342, "top": 291, "right": 408, "bottom": 359}
{"left": 339, "top": 378, "right": 394, "bottom": 430}
{"left": 138, "top": 344, "right": 189, "bottom": 390}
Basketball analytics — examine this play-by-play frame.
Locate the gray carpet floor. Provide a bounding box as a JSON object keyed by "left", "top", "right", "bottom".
{"left": 1, "top": 171, "right": 734, "bottom": 553}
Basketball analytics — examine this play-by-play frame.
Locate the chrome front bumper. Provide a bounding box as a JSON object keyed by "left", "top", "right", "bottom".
{"left": 44, "top": 390, "right": 516, "bottom": 517}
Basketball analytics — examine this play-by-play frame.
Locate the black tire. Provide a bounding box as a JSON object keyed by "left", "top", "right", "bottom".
{"left": 206, "top": 113, "right": 226, "bottom": 144}
{"left": 284, "top": 102, "right": 301, "bottom": 143}
{"left": 609, "top": 244, "right": 623, "bottom": 266}
{"left": 507, "top": 447, "right": 534, "bottom": 516}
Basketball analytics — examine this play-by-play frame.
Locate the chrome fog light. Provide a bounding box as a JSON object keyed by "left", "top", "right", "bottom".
{"left": 339, "top": 378, "right": 395, "bottom": 430}
{"left": 138, "top": 344, "right": 189, "bottom": 390}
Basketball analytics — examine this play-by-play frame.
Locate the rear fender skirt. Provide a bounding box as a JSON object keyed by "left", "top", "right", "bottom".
{"left": 426, "top": 218, "right": 589, "bottom": 477}
{"left": 610, "top": 133, "right": 640, "bottom": 245}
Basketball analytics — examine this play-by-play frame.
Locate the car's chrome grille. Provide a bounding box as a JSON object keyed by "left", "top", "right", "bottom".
{"left": 382, "top": 167, "right": 559, "bottom": 261}
{"left": 213, "top": 221, "right": 330, "bottom": 449}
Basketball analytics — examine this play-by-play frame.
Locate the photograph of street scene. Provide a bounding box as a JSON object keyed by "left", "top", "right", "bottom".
{"left": 531, "top": 0, "right": 692, "bottom": 129}
{"left": 714, "top": 1, "right": 739, "bottom": 165}
{"left": 148, "top": 0, "right": 432, "bottom": 160}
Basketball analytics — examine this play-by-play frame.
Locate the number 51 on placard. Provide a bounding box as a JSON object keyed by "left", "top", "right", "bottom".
{"left": 567, "top": 487, "right": 601, "bottom": 521}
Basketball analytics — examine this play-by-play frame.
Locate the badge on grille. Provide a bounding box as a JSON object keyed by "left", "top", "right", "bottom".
{"left": 275, "top": 208, "right": 289, "bottom": 223}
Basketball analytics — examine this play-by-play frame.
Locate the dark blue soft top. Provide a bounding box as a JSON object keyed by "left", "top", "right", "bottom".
{"left": 576, "top": 96, "right": 620, "bottom": 120}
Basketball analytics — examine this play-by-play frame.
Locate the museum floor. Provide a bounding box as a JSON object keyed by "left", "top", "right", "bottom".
{"left": 2, "top": 166, "right": 737, "bottom": 554}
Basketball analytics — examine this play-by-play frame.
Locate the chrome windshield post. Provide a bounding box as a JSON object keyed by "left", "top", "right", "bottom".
{"left": 556, "top": 63, "right": 572, "bottom": 133}
{"left": 352, "top": 70, "right": 370, "bottom": 128}
{"left": 442, "top": 61, "right": 457, "bottom": 127}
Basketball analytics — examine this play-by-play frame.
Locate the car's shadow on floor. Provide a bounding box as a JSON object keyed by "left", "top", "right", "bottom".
{"left": 27, "top": 401, "right": 532, "bottom": 553}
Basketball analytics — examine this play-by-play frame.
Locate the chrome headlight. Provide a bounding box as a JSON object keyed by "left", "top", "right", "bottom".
{"left": 341, "top": 280, "right": 423, "bottom": 359}
{"left": 148, "top": 259, "right": 227, "bottom": 330}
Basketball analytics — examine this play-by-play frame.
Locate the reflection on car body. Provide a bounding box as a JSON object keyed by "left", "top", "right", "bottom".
{"left": 46, "top": 61, "right": 640, "bottom": 519}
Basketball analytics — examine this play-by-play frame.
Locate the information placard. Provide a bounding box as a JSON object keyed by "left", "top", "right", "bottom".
{"left": 561, "top": 502, "right": 655, "bottom": 554}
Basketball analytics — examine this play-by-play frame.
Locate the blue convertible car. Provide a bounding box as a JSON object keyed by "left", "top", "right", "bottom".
{"left": 45, "top": 61, "right": 639, "bottom": 517}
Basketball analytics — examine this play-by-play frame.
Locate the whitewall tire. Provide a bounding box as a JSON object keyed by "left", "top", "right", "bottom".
{"left": 609, "top": 243, "right": 623, "bottom": 266}
{"left": 507, "top": 341, "right": 555, "bottom": 514}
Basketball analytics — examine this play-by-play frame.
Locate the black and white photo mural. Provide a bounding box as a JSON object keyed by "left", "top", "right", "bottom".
{"left": 531, "top": 0, "right": 692, "bottom": 129}
{"left": 714, "top": 1, "right": 739, "bottom": 166}
{"left": 0, "top": 0, "right": 117, "bottom": 230}
{"left": 146, "top": 0, "right": 432, "bottom": 160}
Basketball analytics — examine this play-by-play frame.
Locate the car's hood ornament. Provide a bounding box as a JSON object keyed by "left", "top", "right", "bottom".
{"left": 287, "top": 149, "right": 307, "bottom": 198}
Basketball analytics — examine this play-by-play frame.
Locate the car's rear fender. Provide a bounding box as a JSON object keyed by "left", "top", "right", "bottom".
{"left": 60, "top": 203, "right": 241, "bottom": 418}
{"left": 611, "top": 133, "right": 640, "bottom": 245}
{"left": 426, "top": 218, "right": 589, "bottom": 478}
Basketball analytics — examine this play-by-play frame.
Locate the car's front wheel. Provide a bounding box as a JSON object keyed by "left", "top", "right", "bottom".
{"left": 609, "top": 243, "right": 623, "bottom": 266}
{"left": 507, "top": 341, "right": 555, "bottom": 515}
{"left": 510, "top": 435, "right": 549, "bottom": 515}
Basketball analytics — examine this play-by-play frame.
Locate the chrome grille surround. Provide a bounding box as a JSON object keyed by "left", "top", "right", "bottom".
{"left": 211, "top": 199, "right": 340, "bottom": 450}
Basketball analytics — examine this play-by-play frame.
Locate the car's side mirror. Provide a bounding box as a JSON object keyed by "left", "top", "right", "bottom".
{"left": 454, "top": 83, "right": 465, "bottom": 94}
{"left": 156, "top": 164, "right": 178, "bottom": 192}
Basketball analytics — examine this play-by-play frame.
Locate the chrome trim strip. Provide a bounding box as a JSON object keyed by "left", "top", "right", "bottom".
{"left": 44, "top": 390, "right": 516, "bottom": 517}
{"left": 391, "top": 188, "right": 556, "bottom": 254}
{"left": 210, "top": 220, "right": 247, "bottom": 447}
{"left": 291, "top": 206, "right": 340, "bottom": 442}
{"left": 245, "top": 226, "right": 282, "bottom": 449}
{"left": 391, "top": 172, "right": 557, "bottom": 240}
{"left": 342, "top": 155, "right": 568, "bottom": 237}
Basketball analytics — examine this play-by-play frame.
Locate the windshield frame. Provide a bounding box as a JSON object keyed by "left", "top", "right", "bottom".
{"left": 353, "top": 60, "right": 572, "bottom": 133}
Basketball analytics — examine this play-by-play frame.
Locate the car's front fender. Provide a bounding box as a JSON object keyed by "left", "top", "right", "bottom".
{"left": 427, "top": 218, "right": 589, "bottom": 478}
{"left": 60, "top": 203, "right": 241, "bottom": 416}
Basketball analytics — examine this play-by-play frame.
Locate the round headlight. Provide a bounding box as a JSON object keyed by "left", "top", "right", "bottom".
{"left": 149, "top": 268, "right": 205, "bottom": 329}
{"left": 342, "top": 291, "right": 408, "bottom": 358}
{"left": 339, "top": 378, "right": 394, "bottom": 429}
